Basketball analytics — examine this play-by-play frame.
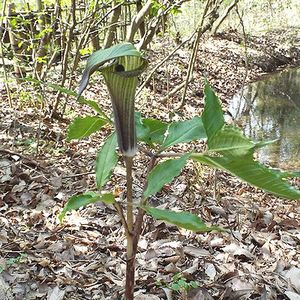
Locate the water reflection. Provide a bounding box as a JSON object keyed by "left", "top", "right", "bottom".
{"left": 229, "top": 68, "right": 300, "bottom": 171}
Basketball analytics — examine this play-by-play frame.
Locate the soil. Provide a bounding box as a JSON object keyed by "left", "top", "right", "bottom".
{"left": 0, "top": 29, "right": 299, "bottom": 300}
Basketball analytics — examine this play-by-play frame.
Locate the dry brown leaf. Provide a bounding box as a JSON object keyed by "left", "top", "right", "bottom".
{"left": 47, "top": 286, "right": 65, "bottom": 300}
{"left": 11, "top": 180, "right": 26, "bottom": 193}
{"left": 0, "top": 275, "right": 13, "bottom": 300}
{"left": 205, "top": 263, "right": 217, "bottom": 280}
{"left": 135, "top": 294, "right": 160, "bottom": 300}
{"left": 282, "top": 267, "right": 300, "bottom": 293}
{"left": 183, "top": 245, "right": 210, "bottom": 257}
{"left": 0, "top": 159, "right": 12, "bottom": 183}
{"left": 222, "top": 243, "right": 254, "bottom": 260}
{"left": 285, "top": 291, "right": 300, "bottom": 300}
{"left": 187, "top": 287, "right": 214, "bottom": 300}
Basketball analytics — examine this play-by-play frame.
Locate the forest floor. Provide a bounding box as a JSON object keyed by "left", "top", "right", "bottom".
{"left": 0, "top": 28, "right": 300, "bottom": 300}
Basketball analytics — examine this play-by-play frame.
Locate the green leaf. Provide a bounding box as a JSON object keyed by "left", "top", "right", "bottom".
{"left": 143, "top": 154, "right": 190, "bottom": 198}
{"left": 201, "top": 81, "right": 224, "bottom": 143}
{"left": 59, "top": 192, "right": 115, "bottom": 222}
{"left": 21, "top": 77, "right": 110, "bottom": 120}
{"left": 161, "top": 116, "right": 206, "bottom": 149}
{"left": 78, "top": 43, "right": 142, "bottom": 98}
{"left": 190, "top": 281, "right": 199, "bottom": 288}
{"left": 96, "top": 133, "right": 118, "bottom": 189}
{"left": 136, "top": 113, "right": 168, "bottom": 146}
{"left": 171, "top": 283, "right": 181, "bottom": 291}
{"left": 143, "top": 118, "right": 168, "bottom": 145}
{"left": 67, "top": 116, "right": 107, "bottom": 140}
{"left": 209, "top": 125, "right": 255, "bottom": 156}
{"left": 22, "top": 77, "right": 78, "bottom": 97}
{"left": 191, "top": 154, "right": 300, "bottom": 200}
{"left": 136, "top": 112, "right": 150, "bottom": 141}
{"left": 143, "top": 206, "right": 222, "bottom": 232}
{"left": 78, "top": 99, "right": 111, "bottom": 121}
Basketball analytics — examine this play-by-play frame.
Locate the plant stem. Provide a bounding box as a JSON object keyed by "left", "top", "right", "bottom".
{"left": 132, "top": 155, "right": 157, "bottom": 253}
{"left": 124, "top": 154, "right": 159, "bottom": 299}
{"left": 125, "top": 156, "right": 134, "bottom": 234}
{"left": 124, "top": 156, "right": 134, "bottom": 300}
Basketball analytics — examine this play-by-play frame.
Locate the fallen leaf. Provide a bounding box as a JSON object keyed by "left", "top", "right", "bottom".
{"left": 205, "top": 263, "right": 217, "bottom": 280}
{"left": 12, "top": 180, "right": 26, "bottom": 192}
{"left": 282, "top": 267, "right": 300, "bottom": 292}
{"left": 187, "top": 287, "right": 214, "bottom": 300}
{"left": 285, "top": 291, "right": 300, "bottom": 300}
{"left": 47, "top": 286, "right": 65, "bottom": 300}
{"left": 135, "top": 294, "right": 160, "bottom": 300}
{"left": 222, "top": 243, "right": 254, "bottom": 260}
{"left": 0, "top": 274, "right": 13, "bottom": 300}
{"left": 183, "top": 245, "right": 210, "bottom": 257}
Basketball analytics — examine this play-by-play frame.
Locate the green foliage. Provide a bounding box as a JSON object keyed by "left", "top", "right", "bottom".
{"left": 60, "top": 43, "right": 299, "bottom": 298}
{"left": 78, "top": 99, "right": 111, "bottom": 122}
{"left": 61, "top": 75, "right": 300, "bottom": 221}
{"left": 202, "top": 81, "right": 224, "bottom": 144}
{"left": 143, "top": 206, "right": 221, "bottom": 232}
{"left": 59, "top": 192, "right": 115, "bottom": 222}
{"left": 79, "top": 46, "right": 93, "bottom": 56}
{"left": 61, "top": 44, "right": 299, "bottom": 244}
{"left": 35, "top": 27, "right": 53, "bottom": 39}
{"left": 169, "top": 273, "right": 198, "bottom": 292}
{"left": 156, "top": 273, "right": 198, "bottom": 298}
{"left": 161, "top": 116, "right": 206, "bottom": 150}
{"left": 0, "top": 254, "right": 27, "bottom": 273}
{"left": 67, "top": 116, "right": 107, "bottom": 140}
{"left": 170, "top": 7, "right": 182, "bottom": 16}
{"left": 190, "top": 83, "right": 300, "bottom": 200}
{"left": 21, "top": 77, "right": 111, "bottom": 121}
{"left": 208, "top": 125, "right": 256, "bottom": 157}
{"left": 136, "top": 113, "right": 168, "bottom": 146}
{"left": 150, "top": 0, "right": 165, "bottom": 17}
{"left": 96, "top": 133, "right": 118, "bottom": 189}
{"left": 143, "top": 154, "right": 190, "bottom": 198}
{"left": 192, "top": 154, "right": 300, "bottom": 199}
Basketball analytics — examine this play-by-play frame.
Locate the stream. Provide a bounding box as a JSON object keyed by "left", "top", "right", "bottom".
{"left": 228, "top": 68, "right": 300, "bottom": 171}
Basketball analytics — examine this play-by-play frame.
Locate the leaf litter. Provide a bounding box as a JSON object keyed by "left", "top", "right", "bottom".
{"left": 0, "top": 30, "right": 300, "bottom": 299}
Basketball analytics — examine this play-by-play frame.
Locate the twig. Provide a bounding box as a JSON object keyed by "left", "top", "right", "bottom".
{"left": 0, "top": 0, "right": 12, "bottom": 107}
{"left": 0, "top": 41, "right": 12, "bottom": 107}
{"left": 212, "top": 0, "right": 240, "bottom": 35}
{"left": 234, "top": 4, "right": 249, "bottom": 121}
{"left": 51, "top": 0, "right": 77, "bottom": 118}
{"left": 0, "top": 149, "right": 46, "bottom": 170}
{"left": 138, "top": 146, "right": 184, "bottom": 158}
{"left": 132, "top": 154, "right": 157, "bottom": 252}
{"left": 236, "top": 4, "right": 249, "bottom": 97}
{"left": 62, "top": 171, "right": 94, "bottom": 179}
{"left": 177, "top": 0, "right": 212, "bottom": 110}
{"left": 126, "top": 0, "right": 152, "bottom": 42}
{"left": 136, "top": 24, "right": 197, "bottom": 97}
{"left": 103, "top": 0, "right": 123, "bottom": 49}
{"left": 160, "top": 77, "right": 193, "bottom": 104}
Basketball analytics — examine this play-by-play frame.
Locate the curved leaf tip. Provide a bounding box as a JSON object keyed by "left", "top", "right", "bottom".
{"left": 77, "top": 43, "right": 143, "bottom": 100}
{"left": 143, "top": 206, "right": 223, "bottom": 232}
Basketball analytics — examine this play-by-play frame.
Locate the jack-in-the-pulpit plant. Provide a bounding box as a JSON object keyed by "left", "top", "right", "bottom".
{"left": 60, "top": 43, "right": 300, "bottom": 300}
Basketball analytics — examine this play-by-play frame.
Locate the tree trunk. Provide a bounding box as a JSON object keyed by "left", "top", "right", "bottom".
{"left": 212, "top": 0, "right": 239, "bottom": 35}
{"left": 103, "top": 1, "right": 122, "bottom": 49}
{"left": 8, "top": 3, "right": 25, "bottom": 77}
